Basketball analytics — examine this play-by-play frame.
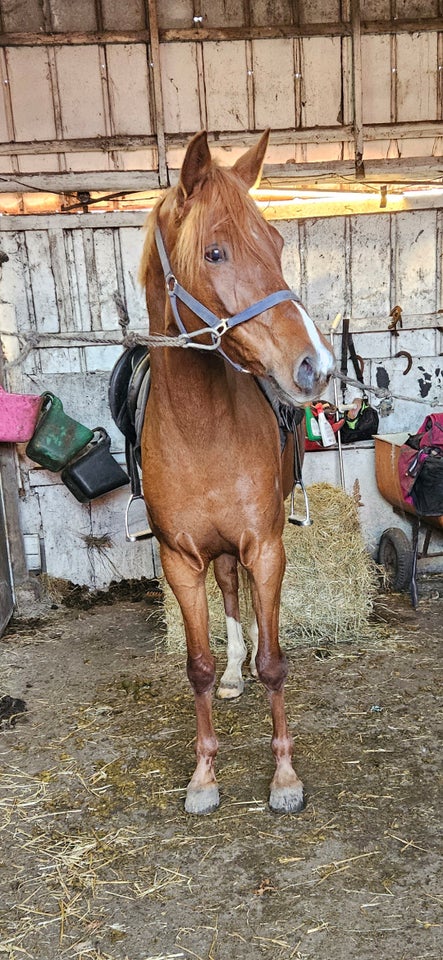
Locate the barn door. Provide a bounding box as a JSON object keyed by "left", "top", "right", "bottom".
{"left": 0, "top": 474, "right": 13, "bottom": 636}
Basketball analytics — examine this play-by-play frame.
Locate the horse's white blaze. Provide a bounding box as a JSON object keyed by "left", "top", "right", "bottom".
{"left": 297, "top": 304, "right": 334, "bottom": 375}
{"left": 217, "top": 616, "right": 247, "bottom": 698}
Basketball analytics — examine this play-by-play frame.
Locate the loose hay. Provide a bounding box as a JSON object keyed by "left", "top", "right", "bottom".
{"left": 163, "top": 483, "right": 380, "bottom": 650}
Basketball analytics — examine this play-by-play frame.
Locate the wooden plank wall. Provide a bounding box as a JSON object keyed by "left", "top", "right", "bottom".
{"left": 1, "top": 206, "right": 442, "bottom": 587}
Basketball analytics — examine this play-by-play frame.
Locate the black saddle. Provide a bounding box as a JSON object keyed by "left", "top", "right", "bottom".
{"left": 109, "top": 346, "right": 152, "bottom": 540}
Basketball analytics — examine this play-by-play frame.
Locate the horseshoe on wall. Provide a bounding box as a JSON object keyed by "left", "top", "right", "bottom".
{"left": 395, "top": 350, "right": 413, "bottom": 375}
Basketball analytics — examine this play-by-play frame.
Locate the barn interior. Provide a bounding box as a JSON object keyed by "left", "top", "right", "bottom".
{"left": 0, "top": 3, "right": 442, "bottom": 959}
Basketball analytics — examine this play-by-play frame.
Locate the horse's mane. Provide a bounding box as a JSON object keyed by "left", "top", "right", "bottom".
{"left": 138, "top": 164, "right": 276, "bottom": 291}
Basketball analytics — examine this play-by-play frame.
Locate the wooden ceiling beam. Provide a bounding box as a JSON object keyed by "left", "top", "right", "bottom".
{"left": 0, "top": 156, "right": 442, "bottom": 194}
{"left": 0, "top": 122, "right": 441, "bottom": 158}
{"left": 0, "top": 18, "right": 442, "bottom": 46}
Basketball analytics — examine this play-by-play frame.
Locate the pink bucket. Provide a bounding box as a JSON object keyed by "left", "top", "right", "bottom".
{"left": 0, "top": 385, "right": 43, "bottom": 442}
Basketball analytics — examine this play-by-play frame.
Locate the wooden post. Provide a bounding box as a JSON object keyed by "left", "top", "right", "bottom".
{"left": 146, "top": 0, "right": 169, "bottom": 188}
{"left": 0, "top": 342, "right": 29, "bottom": 593}
{"left": 351, "top": 0, "right": 364, "bottom": 179}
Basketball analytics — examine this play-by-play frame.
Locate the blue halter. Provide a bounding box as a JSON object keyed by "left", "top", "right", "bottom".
{"left": 155, "top": 225, "right": 303, "bottom": 373}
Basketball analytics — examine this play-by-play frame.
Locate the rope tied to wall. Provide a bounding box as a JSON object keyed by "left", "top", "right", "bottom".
{"left": 0, "top": 324, "right": 442, "bottom": 408}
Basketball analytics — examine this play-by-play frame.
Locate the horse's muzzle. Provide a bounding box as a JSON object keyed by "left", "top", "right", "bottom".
{"left": 294, "top": 353, "right": 333, "bottom": 397}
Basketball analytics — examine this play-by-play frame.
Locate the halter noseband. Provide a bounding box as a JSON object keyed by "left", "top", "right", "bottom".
{"left": 155, "top": 225, "right": 303, "bottom": 373}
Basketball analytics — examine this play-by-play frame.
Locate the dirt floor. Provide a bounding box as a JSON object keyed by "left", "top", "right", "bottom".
{"left": 0, "top": 581, "right": 442, "bottom": 960}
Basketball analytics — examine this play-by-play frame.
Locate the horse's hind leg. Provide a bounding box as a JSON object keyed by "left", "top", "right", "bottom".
{"left": 245, "top": 536, "right": 304, "bottom": 814}
{"left": 214, "top": 554, "right": 247, "bottom": 699}
{"left": 161, "top": 544, "right": 219, "bottom": 815}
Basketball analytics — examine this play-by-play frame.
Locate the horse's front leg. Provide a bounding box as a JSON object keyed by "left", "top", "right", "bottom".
{"left": 161, "top": 543, "right": 219, "bottom": 815}
{"left": 214, "top": 554, "right": 247, "bottom": 699}
{"left": 245, "top": 535, "right": 304, "bottom": 814}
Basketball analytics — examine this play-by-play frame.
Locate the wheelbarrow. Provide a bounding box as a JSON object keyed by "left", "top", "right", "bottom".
{"left": 374, "top": 433, "right": 443, "bottom": 607}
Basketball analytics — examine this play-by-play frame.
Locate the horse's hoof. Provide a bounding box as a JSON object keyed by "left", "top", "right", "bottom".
{"left": 216, "top": 679, "right": 244, "bottom": 699}
{"left": 185, "top": 783, "right": 220, "bottom": 815}
{"left": 269, "top": 783, "right": 304, "bottom": 814}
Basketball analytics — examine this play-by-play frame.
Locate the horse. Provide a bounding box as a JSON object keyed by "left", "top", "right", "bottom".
{"left": 138, "top": 130, "right": 335, "bottom": 815}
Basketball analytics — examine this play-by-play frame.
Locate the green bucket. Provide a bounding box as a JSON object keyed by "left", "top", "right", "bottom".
{"left": 26, "top": 392, "right": 94, "bottom": 472}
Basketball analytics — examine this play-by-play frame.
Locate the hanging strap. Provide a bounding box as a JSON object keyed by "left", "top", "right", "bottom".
{"left": 341, "top": 318, "right": 364, "bottom": 398}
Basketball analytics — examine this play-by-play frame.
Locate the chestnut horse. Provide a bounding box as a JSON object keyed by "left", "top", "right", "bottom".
{"left": 139, "top": 130, "right": 335, "bottom": 815}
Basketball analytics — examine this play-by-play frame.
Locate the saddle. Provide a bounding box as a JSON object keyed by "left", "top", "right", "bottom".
{"left": 108, "top": 348, "right": 305, "bottom": 539}
{"left": 108, "top": 346, "right": 152, "bottom": 540}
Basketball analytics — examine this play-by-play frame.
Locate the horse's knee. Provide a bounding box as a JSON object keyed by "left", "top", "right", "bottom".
{"left": 187, "top": 652, "right": 216, "bottom": 695}
{"left": 255, "top": 650, "right": 288, "bottom": 692}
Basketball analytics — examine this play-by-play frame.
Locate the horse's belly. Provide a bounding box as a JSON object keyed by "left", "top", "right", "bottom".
{"left": 143, "top": 451, "right": 284, "bottom": 557}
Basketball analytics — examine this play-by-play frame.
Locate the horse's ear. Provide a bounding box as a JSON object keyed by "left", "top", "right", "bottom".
{"left": 178, "top": 131, "right": 212, "bottom": 201}
{"left": 232, "top": 129, "right": 270, "bottom": 190}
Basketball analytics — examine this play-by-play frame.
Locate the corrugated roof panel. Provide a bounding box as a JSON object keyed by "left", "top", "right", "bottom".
{"left": 395, "top": 0, "right": 439, "bottom": 16}
{"left": 160, "top": 42, "right": 201, "bottom": 132}
{"left": 101, "top": 0, "right": 146, "bottom": 31}
{"left": 397, "top": 32, "right": 438, "bottom": 120}
{"left": 203, "top": 42, "right": 248, "bottom": 131}
{"left": 65, "top": 151, "right": 111, "bottom": 172}
{"left": 119, "top": 148, "right": 157, "bottom": 171}
{"left": 360, "top": 0, "right": 438, "bottom": 16}
{"left": 106, "top": 45, "right": 152, "bottom": 135}
{"left": 251, "top": 1, "right": 299, "bottom": 27}
{"left": 400, "top": 136, "right": 439, "bottom": 158}
{"left": 55, "top": 46, "right": 107, "bottom": 138}
{"left": 6, "top": 47, "right": 56, "bottom": 141}
{"left": 201, "top": 0, "right": 245, "bottom": 28}
{"left": 48, "top": 0, "right": 97, "bottom": 32}
{"left": 362, "top": 35, "right": 391, "bottom": 124}
{"left": 0, "top": 0, "right": 44, "bottom": 32}
{"left": 252, "top": 39, "right": 296, "bottom": 130}
{"left": 304, "top": 142, "right": 343, "bottom": 163}
{"left": 299, "top": 0, "right": 342, "bottom": 23}
{"left": 301, "top": 37, "right": 342, "bottom": 127}
{"left": 157, "top": 0, "right": 193, "bottom": 30}
{"left": 18, "top": 155, "right": 62, "bottom": 173}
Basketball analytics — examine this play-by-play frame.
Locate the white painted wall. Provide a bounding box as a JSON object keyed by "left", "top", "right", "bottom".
{"left": 1, "top": 206, "right": 442, "bottom": 587}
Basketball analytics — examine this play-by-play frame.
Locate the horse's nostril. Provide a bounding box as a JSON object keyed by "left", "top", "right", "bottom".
{"left": 297, "top": 356, "right": 315, "bottom": 391}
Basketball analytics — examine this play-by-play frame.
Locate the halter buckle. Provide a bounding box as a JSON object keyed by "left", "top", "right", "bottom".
{"left": 166, "top": 274, "right": 177, "bottom": 295}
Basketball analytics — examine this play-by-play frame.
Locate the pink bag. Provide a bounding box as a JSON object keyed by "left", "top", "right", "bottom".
{"left": 0, "top": 384, "right": 43, "bottom": 442}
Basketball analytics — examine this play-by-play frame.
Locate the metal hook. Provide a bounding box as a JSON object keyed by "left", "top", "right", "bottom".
{"left": 288, "top": 479, "right": 313, "bottom": 527}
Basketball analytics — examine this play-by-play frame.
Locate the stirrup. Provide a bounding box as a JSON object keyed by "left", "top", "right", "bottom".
{"left": 125, "top": 494, "right": 154, "bottom": 542}
{"left": 288, "top": 479, "right": 313, "bottom": 527}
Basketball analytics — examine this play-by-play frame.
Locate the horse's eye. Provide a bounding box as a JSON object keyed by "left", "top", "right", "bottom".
{"left": 204, "top": 244, "right": 226, "bottom": 264}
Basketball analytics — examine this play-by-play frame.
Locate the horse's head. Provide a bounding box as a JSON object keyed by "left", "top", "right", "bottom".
{"left": 141, "top": 130, "right": 335, "bottom": 406}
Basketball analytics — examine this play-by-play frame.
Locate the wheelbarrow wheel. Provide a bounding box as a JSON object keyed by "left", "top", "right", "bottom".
{"left": 378, "top": 527, "right": 413, "bottom": 591}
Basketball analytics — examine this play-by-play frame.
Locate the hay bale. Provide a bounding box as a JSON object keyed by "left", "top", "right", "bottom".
{"left": 163, "top": 482, "right": 379, "bottom": 650}
{"left": 280, "top": 481, "right": 379, "bottom": 645}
